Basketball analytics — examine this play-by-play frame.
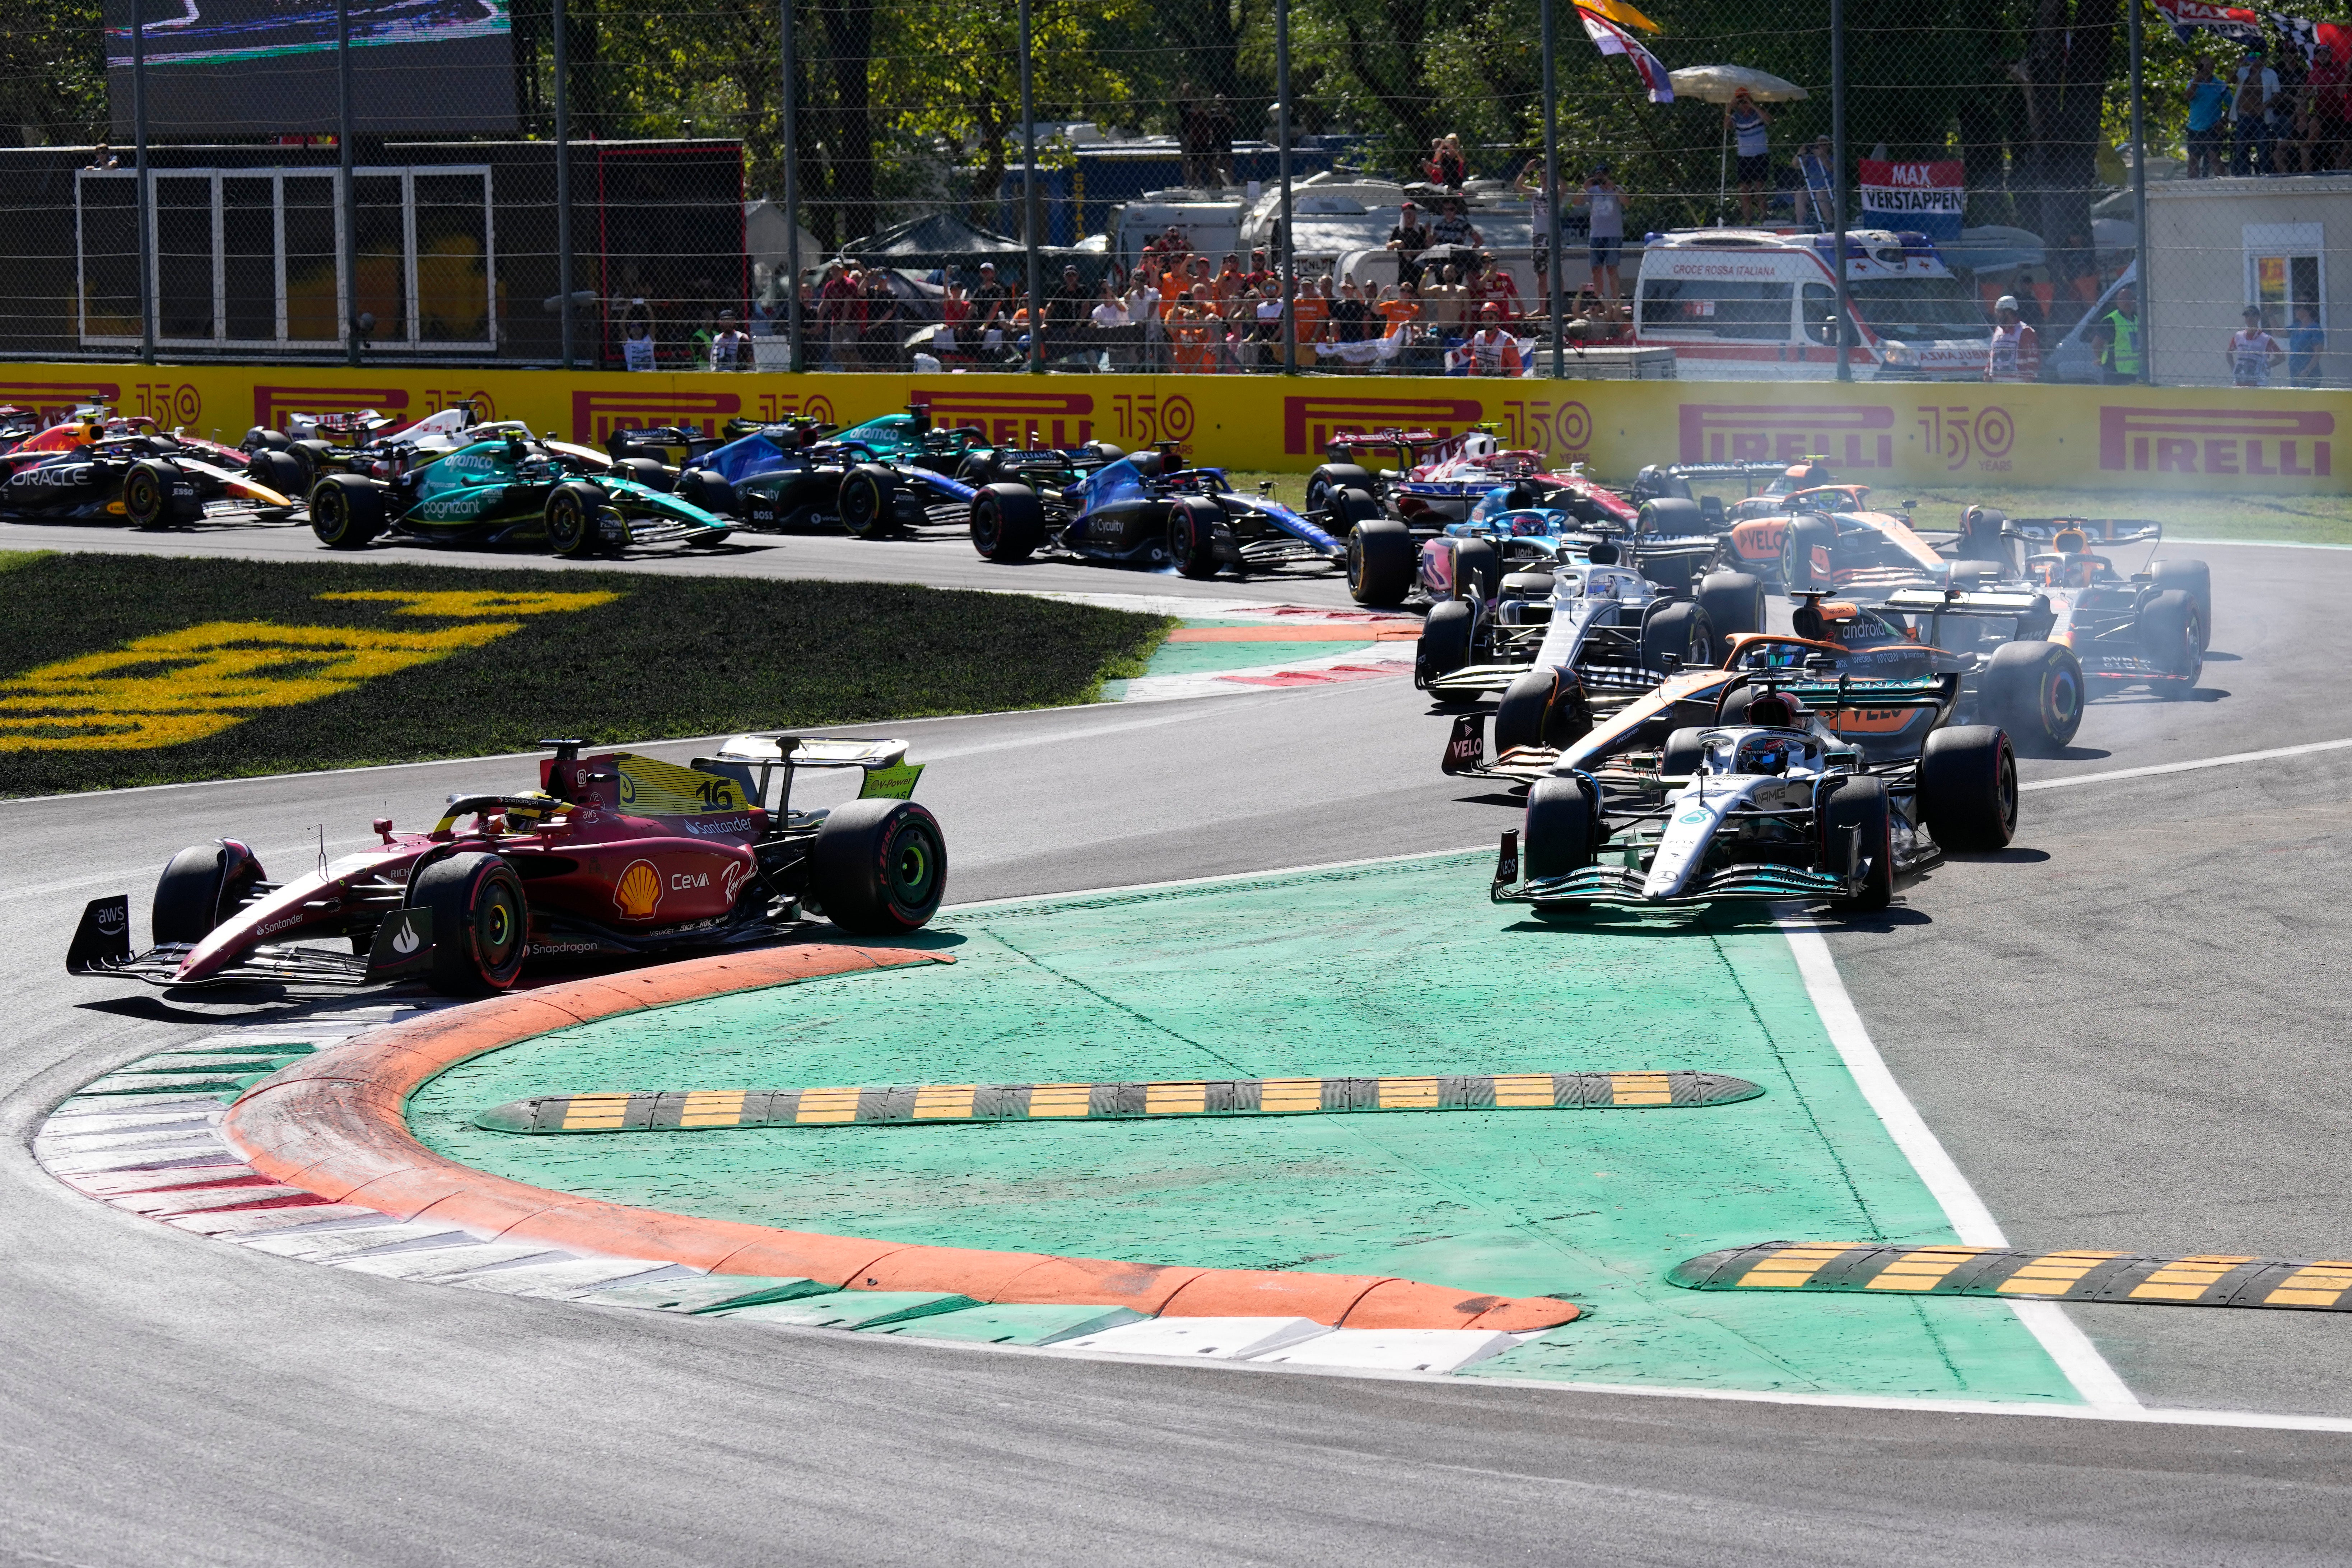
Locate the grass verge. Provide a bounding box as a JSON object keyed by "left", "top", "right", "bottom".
{"left": 0, "top": 555, "right": 1170, "bottom": 796}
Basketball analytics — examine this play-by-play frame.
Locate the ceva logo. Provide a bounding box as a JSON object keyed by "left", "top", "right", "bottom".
{"left": 912, "top": 388, "right": 1094, "bottom": 447}
{"left": 2099, "top": 405, "right": 2331, "bottom": 477}
{"left": 1678, "top": 403, "right": 1897, "bottom": 469}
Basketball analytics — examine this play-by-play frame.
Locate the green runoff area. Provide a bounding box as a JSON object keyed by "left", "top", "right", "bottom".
{"left": 1226, "top": 470, "right": 2352, "bottom": 547}
{"left": 0, "top": 553, "right": 1169, "bottom": 795}
{"left": 412, "top": 852, "right": 2082, "bottom": 1402}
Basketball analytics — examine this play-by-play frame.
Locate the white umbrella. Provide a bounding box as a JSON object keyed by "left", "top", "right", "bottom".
{"left": 1669, "top": 66, "right": 1810, "bottom": 223}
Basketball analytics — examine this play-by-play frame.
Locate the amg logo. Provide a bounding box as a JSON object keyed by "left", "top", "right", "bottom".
{"left": 1284, "top": 395, "right": 1484, "bottom": 456}
{"left": 0, "top": 381, "right": 120, "bottom": 421}
{"left": 572, "top": 391, "right": 742, "bottom": 443}
{"left": 2099, "top": 405, "right": 2332, "bottom": 477}
{"left": 912, "top": 388, "right": 1094, "bottom": 447}
{"left": 1678, "top": 404, "right": 1897, "bottom": 468}
{"left": 254, "top": 385, "right": 412, "bottom": 430}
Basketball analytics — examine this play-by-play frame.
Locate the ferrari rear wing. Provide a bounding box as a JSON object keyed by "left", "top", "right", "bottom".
{"left": 712, "top": 734, "right": 925, "bottom": 805}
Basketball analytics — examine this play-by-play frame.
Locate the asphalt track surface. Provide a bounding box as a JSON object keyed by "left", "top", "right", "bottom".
{"left": 4, "top": 530, "right": 2350, "bottom": 1564}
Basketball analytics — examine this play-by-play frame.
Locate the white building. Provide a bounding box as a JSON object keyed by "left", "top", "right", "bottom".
{"left": 2144, "top": 175, "right": 2349, "bottom": 386}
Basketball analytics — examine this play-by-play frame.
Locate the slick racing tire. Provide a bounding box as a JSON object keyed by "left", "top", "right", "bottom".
{"left": 1659, "top": 726, "right": 1710, "bottom": 778}
{"left": 242, "top": 425, "right": 290, "bottom": 452}
{"left": 955, "top": 452, "right": 1001, "bottom": 487}
{"left": 971, "top": 483, "right": 1045, "bottom": 563}
{"left": 1523, "top": 774, "right": 1602, "bottom": 883}
{"left": 1127, "top": 451, "right": 1164, "bottom": 479}
{"left": 1696, "top": 569, "right": 1765, "bottom": 638}
{"left": 1638, "top": 497, "right": 1710, "bottom": 537}
{"left": 839, "top": 464, "right": 898, "bottom": 539}
{"left": 1780, "top": 517, "right": 1837, "bottom": 593}
{"left": 309, "top": 474, "right": 385, "bottom": 549}
{"left": 1417, "top": 599, "right": 1474, "bottom": 687}
{"left": 1639, "top": 600, "right": 1714, "bottom": 677}
{"left": 1819, "top": 776, "right": 1895, "bottom": 912}
{"left": 1305, "top": 462, "right": 1374, "bottom": 515}
{"left": 676, "top": 467, "right": 737, "bottom": 517}
{"left": 1085, "top": 441, "right": 1126, "bottom": 462}
{"left": 246, "top": 448, "right": 304, "bottom": 497}
{"left": 1325, "top": 485, "right": 1383, "bottom": 545}
{"left": 1453, "top": 536, "right": 1502, "bottom": 603}
{"left": 1917, "top": 724, "right": 2018, "bottom": 853}
{"left": 2137, "top": 589, "right": 2203, "bottom": 697}
{"left": 615, "top": 456, "right": 674, "bottom": 493}
{"left": 152, "top": 841, "right": 262, "bottom": 946}
{"left": 544, "top": 482, "right": 607, "bottom": 558}
{"left": 122, "top": 460, "right": 178, "bottom": 530}
{"left": 1957, "top": 505, "right": 2007, "bottom": 567}
{"left": 288, "top": 440, "right": 335, "bottom": 492}
{"left": 1979, "top": 640, "right": 2082, "bottom": 754}
{"left": 1347, "top": 516, "right": 1415, "bottom": 607}
{"left": 809, "top": 798, "right": 947, "bottom": 935}
{"left": 411, "top": 852, "right": 529, "bottom": 996}
{"left": 1946, "top": 559, "right": 2005, "bottom": 590}
{"left": 1169, "top": 497, "right": 1222, "bottom": 579}
{"left": 2153, "top": 559, "right": 2213, "bottom": 651}
{"left": 1495, "top": 668, "right": 1594, "bottom": 753}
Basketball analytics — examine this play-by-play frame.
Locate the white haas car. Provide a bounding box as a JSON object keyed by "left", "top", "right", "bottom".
{"left": 1489, "top": 676, "right": 2017, "bottom": 916}
{"left": 1635, "top": 228, "right": 1991, "bottom": 381}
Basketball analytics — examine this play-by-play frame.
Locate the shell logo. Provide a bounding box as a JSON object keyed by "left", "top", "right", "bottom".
{"left": 614, "top": 859, "right": 662, "bottom": 918}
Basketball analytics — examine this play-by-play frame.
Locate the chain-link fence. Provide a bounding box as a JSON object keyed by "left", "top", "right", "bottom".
{"left": 1, "top": 0, "right": 2343, "bottom": 383}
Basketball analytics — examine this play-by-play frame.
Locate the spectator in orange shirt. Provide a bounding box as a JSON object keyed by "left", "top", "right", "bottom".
{"left": 1375, "top": 283, "right": 1422, "bottom": 338}
{"left": 1289, "top": 283, "right": 1330, "bottom": 348}
{"left": 1464, "top": 302, "right": 1523, "bottom": 374}
{"left": 1166, "top": 287, "right": 1215, "bottom": 373}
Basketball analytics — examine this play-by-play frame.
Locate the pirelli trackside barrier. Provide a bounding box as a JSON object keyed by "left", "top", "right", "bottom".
{"left": 7, "top": 363, "right": 2347, "bottom": 496}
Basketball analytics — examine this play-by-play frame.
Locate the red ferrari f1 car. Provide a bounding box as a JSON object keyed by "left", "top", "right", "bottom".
{"left": 67, "top": 735, "right": 946, "bottom": 997}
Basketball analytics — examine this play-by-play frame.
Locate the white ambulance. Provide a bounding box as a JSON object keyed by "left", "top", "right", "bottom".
{"left": 1633, "top": 227, "right": 1992, "bottom": 380}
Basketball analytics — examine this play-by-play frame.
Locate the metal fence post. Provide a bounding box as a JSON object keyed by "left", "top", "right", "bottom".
{"left": 1277, "top": 0, "right": 1294, "bottom": 373}
{"left": 554, "top": 0, "right": 572, "bottom": 370}
{"left": 339, "top": 0, "right": 357, "bottom": 367}
{"left": 132, "top": 0, "right": 152, "bottom": 364}
{"left": 1831, "top": 0, "right": 1850, "bottom": 382}
{"left": 1541, "top": 0, "right": 1560, "bottom": 380}
{"left": 782, "top": 0, "right": 802, "bottom": 372}
{"left": 1019, "top": 0, "right": 1041, "bottom": 373}
{"left": 2129, "top": 0, "right": 2151, "bottom": 384}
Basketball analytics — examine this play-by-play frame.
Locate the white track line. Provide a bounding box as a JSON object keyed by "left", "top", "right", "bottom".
{"left": 1778, "top": 914, "right": 2143, "bottom": 1413}
{"left": 2023, "top": 735, "right": 2352, "bottom": 792}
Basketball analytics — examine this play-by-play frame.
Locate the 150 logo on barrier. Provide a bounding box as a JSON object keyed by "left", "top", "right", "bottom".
{"left": 2099, "top": 405, "right": 2331, "bottom": 477}
{"left": 1495, "top": 397, "right": 1593, "bottom": 461}
{"left": 1282, "top": 394, "right": 1485, "bottom": 456}
{"left": 912, "top": 387, "right": 1094, "bottom": 447}
{"left": 1111, "top": 392, "right": 1194, "bottom": 449}
{"left": 1916, "top": 403, "right": 2016, "bottom": 472}
{"left": 749, "top": 391, "right": 837, "bottom": 425}
{"left": 1679, "top": 403, "right": 1897, "bottom": 468}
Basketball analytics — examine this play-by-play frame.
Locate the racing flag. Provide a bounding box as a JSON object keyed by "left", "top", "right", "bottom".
{"left": 1578, "top": 6, "right": 1676, "bottom": 102}
{"left": 1580, "top": 0, "right": 1663, "bottom": 33}
{"left": 2148, "top": 0, "right": 2265, "bottom": 45}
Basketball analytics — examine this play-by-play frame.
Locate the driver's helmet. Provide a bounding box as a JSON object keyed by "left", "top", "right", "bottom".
{"left": 1750, "top": 642, "right": 1807, "bottom": 669}
{"left": 1507, "top": 511, "right": 1555, "bottom": 538}
{"left": 1735, "top": 732, "right": 1802, "bottom": 775}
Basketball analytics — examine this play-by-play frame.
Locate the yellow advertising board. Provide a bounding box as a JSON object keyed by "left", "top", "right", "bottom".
{"left": 3, "top": 362, "right": 2343, "bottom": 495}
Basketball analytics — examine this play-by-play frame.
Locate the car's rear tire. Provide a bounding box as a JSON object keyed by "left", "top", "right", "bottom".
{"left": 1640, "top": 600, "right": 1714, "bottom": 676}
{"left": 1957, "top": 505, "right": 2007, "bottom": 565}
{"left": 2153, "top": 559, "right": 2212, "bottom": 651}
{"left": 288, "top": 439, "right": 334, "bottom": 491}
{"left": 971, "top": 483, "right": 1045, "bottom": 562}
{"left": 1347, "top": 515, "right": 1414, "bottom": 606}
{"left": 1659, "top": 726, "right": 1709, "bottom": 777}
{"left": 808, "top": 799, "right": 947, "bottom": 935}
{"left": 1495, "top": 668, "right": 1593, "bottom": 753}
{"left": 152, "top": 842, "right": 261, "bottom": 946}
{"left": 1979, "top": 640, "right": 2082, "bottom": 754}
{"left": 243, "top": 426, "right": 290, "bottom": 452}
{"left": 676, "top": 467, "right": 736, "bottom": 516}
{"left": 411, "top": 852, "right": 529, "bottom": 996}
{"left": 1524, "top": 775, "right": 1601, "bottom": 881}
{"left": 1453, "top": 536, "right": 1501, "bottom": 602}
{"left": 545, "top": 482, "right": 606, "bottom": 558}
{"left": 1918, "top": 724, "right": 2018, "bottom": 852}
{"left": 955, "top": 452, "right": 1001, "bottom": 486}
{"left": 1638, "top": 496, "right": 1710, "bottom": 538}
{"left": 122, "top": 461, "right": 177, "bottom": 529}
{"left": 246, "top": 448, "right": 304, "bottom": 497}
{"left": 615, "top": 456, "right": 673, "bottom": 492}
{"left": 1325, "top": 484, "right": 1382, "bottom": 545}
{"left": 1305, "top": 462, "right": 1374, "bottom": 514}
{"left": 2137, "top": 589, "right": 2203, "bottom": 697}
{"left": 1696, "top": 569, "right": 1764, "bottom": 638}
{"left": 1085, "top": 440, "right": 1126, "bottom": 462}
{"left": 1780, "top": 517, "right": 1836, "bottom": 593}
{"left": 1169, "top": 497, "right": 1221, "bottom": 578}
{"left": 1819, "top": 776, "right": 1894, "bottom": 911}
{"left": 839, "top": 464, "right": 898, "bottom": 538}
{"left": 309, "top": 474, "right": 386, "bottom": 548}
{"left": 1127, "top": 451, "right": 1164, "bottom": 479}
{"left": 1417, "top": 599, "right": 1474, "bottom": 686}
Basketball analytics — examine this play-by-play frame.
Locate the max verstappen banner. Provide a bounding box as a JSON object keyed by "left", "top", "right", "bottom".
{"left": 1857, "top": 159, "right": 1965, "bottom": 242}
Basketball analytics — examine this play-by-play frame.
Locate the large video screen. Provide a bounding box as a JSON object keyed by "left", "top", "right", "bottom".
{"left": 104, "top": 0, "right": 517, "bottom": 136}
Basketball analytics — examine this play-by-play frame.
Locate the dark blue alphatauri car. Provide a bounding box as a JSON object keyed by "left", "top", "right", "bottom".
{"left": 966, "top": 453, "right": 1406, "bottom": 602}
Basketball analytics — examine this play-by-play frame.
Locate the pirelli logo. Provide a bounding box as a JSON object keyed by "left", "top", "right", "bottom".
{"left": 475, "top": 1069, "right": 1765, "bottom": 1134}
{"left": 2099, "top": 405, "right": 2331, "bottom": 477}
{"left": 253, "top": 384, "right": 413, "bottom": 430}
{"left": 0, "top": 380, "right": 122, "bottom": 420}
{"left": 1678, "top": 403, "right": 1896, "bottom": 469}
{"left": 1672, "top": 1241, "right": 2352, "bottom": 1311}
{"left": 1284, "top": 394, "right": 1485, "bottom": 455}
{"left": 570, "top": 390, "right": 741, "bottom": 442}
{"left": 911, "top": 387, "right": 1094, "bottom": 447}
